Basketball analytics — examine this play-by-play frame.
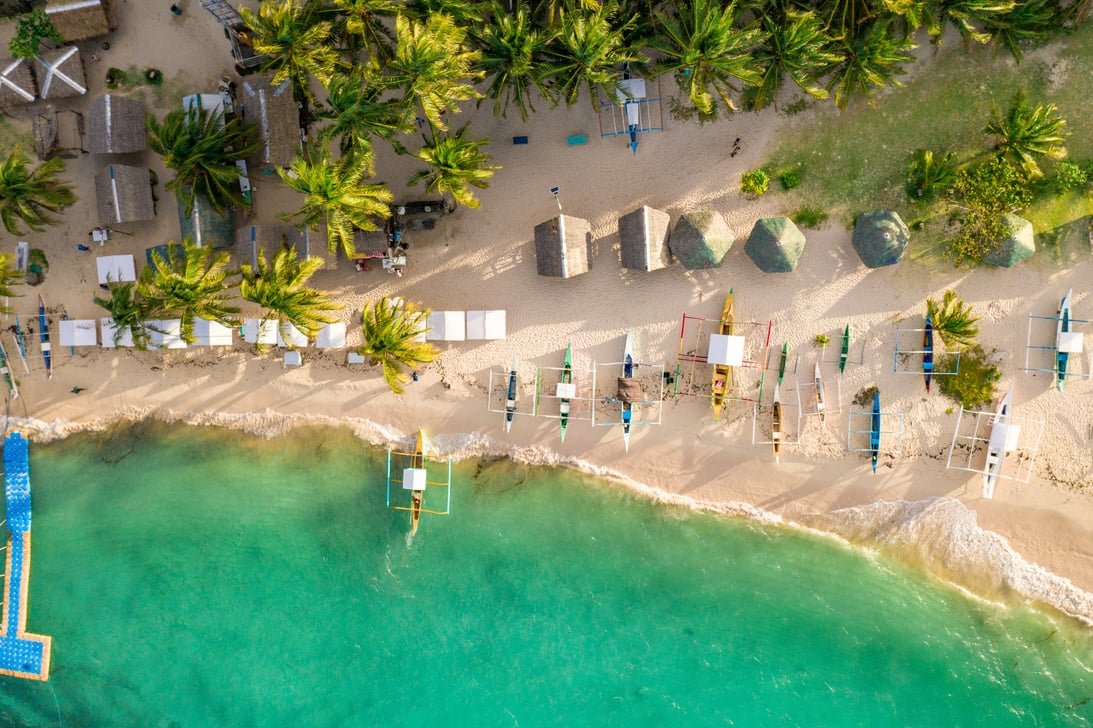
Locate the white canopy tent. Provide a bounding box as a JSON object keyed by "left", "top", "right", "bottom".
{"left": 708, "top": 334, "right": 746, "bottom": 366}
{"left": 146, "top": 319, "right": 186, "bottom": 349}
{"left": 96, "top": 254, "right": 137, "bottom": 285}
{"left": 277, "top": 322, "right": 308, "bottom": 348}
{"left": 59, "top": 319, "right": 97, "bottom": 347}
{"left": 466, "top": 310, "right": 507, "bottom": 340}
{"left": 315, "top": 322, "right": 346, "bottom": 349}
{"left": 193, "top": 318, "right": 233, "bottom": 346}
{"left": 426, "top": 311, "right": 466, "bottom": 341}
{"left": 243, "top": 318, "right": 278, "bottom": 346}
{"left": 100, "top": 318, "right": 134, "bottom": 348}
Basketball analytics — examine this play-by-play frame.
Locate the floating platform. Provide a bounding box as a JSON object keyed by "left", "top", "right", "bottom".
{"left": 0, "top": 432, "right": 52, "bottom": 680}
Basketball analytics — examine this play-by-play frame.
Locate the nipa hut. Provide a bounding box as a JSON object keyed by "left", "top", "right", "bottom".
{"left": 178, "top": 191, "right": 234, "bottom": 250}
{"left": 852, "top": 210, "right": 910, "bottom": 268}
{"left": 668, "top": 211, "right": 734, "bottom": 269}
{"left": 95, "top": 164, "right": 154, "bottom": 225}
{"left": 982, "top": 214, "right": 1035, "bottom": 268}
{"left": 45, "top": 0, "right": 115, "bottom": 41}
{"left": 87, "top": 94, "right": 147, "bottom": 154}
{"left": 240, "top": 76, "right": 299, "bottom": 170}
{"left": 36, "top": 47, "right": 86, "bottom": 99}
{"left": 33, "top": 109, "right": 85, "bottom": 159}
{"left": 0, "top": 57, "right": 36, "bottom": 108}
{"left": 534, "top": 215, "right": 591, "bottom": 278}
{"left": 744, "top": 217, "right": 806, "bottom": 273}
{"left": 618, "top": 205, "right": 671, "bottom": 271}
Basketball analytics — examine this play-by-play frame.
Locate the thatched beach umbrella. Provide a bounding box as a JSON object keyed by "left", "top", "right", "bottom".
{"left": 34, "top": 109, "right": 84, "bottom": 160}
{"left": 534, "top": 215, "right": 591, "bottom": 278}
{"left": 36, "top": 47, "right": 86, "bottom": 99}
{"left": 45, "top": 0, "right": 115, "bottom": 41}
{"left": 852, "top": 210, "right": 909, "bottom": 268}
{"left": 983, "top": 214, "right": 1035, "bottom": 268}
{"left": 88, "top": 94, "right": 147, "bottom": 154}
{"left": 95, "top": 164, "right": 154, "bottom": 225}
{"left": 0, "top": 57, "right": 36, "bottom": 108}
{"left": 745, "top": 217, "right": 806, "bottom": 273}
{"left": 241, "top": 76, "right": 300, "bottom": 170}
{"left": 669, "top": 211, "right": 734, "bottom": 269}
{"left": 618, "top": 205, "right": 671, "bottom": 271}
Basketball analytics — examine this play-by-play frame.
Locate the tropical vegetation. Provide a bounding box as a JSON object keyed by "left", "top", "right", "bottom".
{"left": 926, "top": 290, "right": 980, "bottom": 348}
{"left": 938, "top": 344, "right": 1001, "bottom": 410}
{"left": 409, "top": 125, "right": 498, "bottom": 208}
{"left": 0, "top": 149, "right": 76, "bottom": 235}
{"left": 358, "top": 297, "right": 439, "bottom": 394}
{"left": 240, "top": 247, "right": 341, "bottom": 348}
{"left": 94, "top": 282, "right": 151, "bottom": 349}
{"left": 136, "top": 238, "right": 239, "bottom": 344}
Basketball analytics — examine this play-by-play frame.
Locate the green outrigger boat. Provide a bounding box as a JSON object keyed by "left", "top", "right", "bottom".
{"left": 839, "top": 324, "right": 850, "bottom": 374}
{"left": 559, "top": 343, "right": 574, "bottom": 442}
{"left": 777, "top": 342, "right": 788, "bottom": 385}
{"left": 0, "top": 336, "right": 17, "bottom": 400}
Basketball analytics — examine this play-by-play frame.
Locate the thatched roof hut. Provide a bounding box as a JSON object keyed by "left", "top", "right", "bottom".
{"left": 36, "top": 47, "right": 86, "bottom": 99}
{"left": 669, "top": 211, "right": 733, "bottom": 269}
{"left": 95, "top": 164, "right": 154, "bottom": 224}
{"left": 34, "top": 109, "right": 85, "bottom": 159}
{"left": 88, "top": 94, "right": 147, "bottom": 154}
{"left": 240, "top": 76, "right": 299, "bottom": 169}
{"left": 45, "top": 0, "right": 115, "bottom": 41}
{"left": 236, "top": 224, "right": 334, "bottom": 271}
{"left": 983, "top": 214, "right": 1035, "bottom": 268}
{"left": 353, "top": 228, "right": 389, "bottom": 258}
{"left": 618, "top": 205, "right": 671, "bottom": 271}
{"left": 0, "top": 57, "right": 36, "bottom": 107}
{"left": 852, "top": 210, "right": 909, "bottom": 268}
{"left": 534, "top": 215, "right": 590, "bottom": 278}
{"left": 745, "top": 217, "right": 806, "bottom": 273}
{"left": 178, "top": 191, "right": 233, "bottom": 250}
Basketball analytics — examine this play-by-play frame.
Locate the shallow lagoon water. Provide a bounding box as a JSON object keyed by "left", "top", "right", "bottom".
{"left": 1, "top": 423, "right": 1091, "bottom": 726}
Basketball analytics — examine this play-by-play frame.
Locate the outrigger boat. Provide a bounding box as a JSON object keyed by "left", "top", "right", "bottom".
{"left": 771, "top": 383, "right": 782, "bottom": 463}
{"left": 711, "top": 291, "right": 734, "bottom": 420}
{"left": 408, "top": 430, "right": 425, "bottom": 533}
{"left": 558, "top": 344, "right": 574, "bottom": 442}
{"left": 386, "top": 429, "right": 453, "bottom": 534}
{"left": 839, "top": 324, "right": 850, "bottom": 374}
{"left": 13, "top": 316, "right": 28, "bottom": 374}
{"left": 1056, "top": 290, "right": 1072, "bottom": 392}
{"left": 38, "top": 294, "right": 52, "bottom": 380}
{"left": 0, "top": 336, "right": 17, "bottom": 399}
{"left": 621, "top": 331, "right": 635, "bottom": 451}
{"left": 870, "top": 391, "right": 881, "bottom": 473}
{"left": 504, "top": 356, "right": 518, "bottom": 432}
{"left": 983, "top": 388, "right": 1014, "bottom": 499}
{"left": 814, "top": 362, "right": 826, "bottom": 422}
{"left": 923, "top": 314, "right": 934, "bottom": 393}
{"left": 777, "top": 342, "right": 788, "bottom": 386}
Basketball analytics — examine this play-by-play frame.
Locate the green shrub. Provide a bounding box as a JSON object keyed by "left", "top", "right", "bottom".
{"left": 780, "top": 168, "right": 801, "bottom": 190}
{"left": 938, "top": 345, "right": 1001, "bottom": 410}
{"left": 814, "top": 333, "right": 829, "bottom": 346}
{"left": 1054, "top": 160, "right": 1088, "bottom": 193}
{"left": 145, "top": 68, "right": 163, "bottom": 86}
{"left": 906, "top": 148, "right": 958, "bottom": 202}
{"left": 791, "top": 205, "right": 828, "bottom": 228}
{"left": 741, "top": 169, "right": 770, "bottom": 197}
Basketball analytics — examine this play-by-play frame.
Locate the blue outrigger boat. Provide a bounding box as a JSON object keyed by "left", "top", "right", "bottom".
{"left": 621, "top": 332, "right": 634, "bottom": 451}
{"left": 38, "top": 294, "right": 52, "bottom": 380}
{"left": 870, "top": 391, "right": 881, "bottom": 473}
{"left": 504, "top": 356, "right": 518, "bottom": 432}
{"left": 923, "top": 314, "right": 934, "bottom": 393}
{"left": 1056, "top": 290, "right": 1072, "bottom": 392}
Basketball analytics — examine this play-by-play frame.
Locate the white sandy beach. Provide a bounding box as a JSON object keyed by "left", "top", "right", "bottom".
{"left": 2, "top": 3, "right": 1092, "bottom": 624}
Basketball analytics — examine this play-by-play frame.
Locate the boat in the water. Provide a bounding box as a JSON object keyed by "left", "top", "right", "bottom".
{"left": 621, "top": 332, "right": 635, "bottom": 451}
{"left": 983, "top": 388, "right": 1014, "bottom": 499}
{"left": 814, "top": 362, "right": 826, "bottom": 421}
{"left": 772, "top": 383, "right": 782, "bottom": 463}
{"left": 386, "top": 429, "right": 452, "bottom": 534}
{"left": 38, "top": 294, "right": 52, "bottom": 380}
{"left": 870, "top": 391, "right": 881, "bottom": 473}
{"left": 711, "top": 292, "right": 734, "bottom": 420}
{"left": 1056, "top": 289, "right": 1072, "bottom": 392}
{"left": 505, "top": 356, "right": 518, "bottom": 432}
{"left": 923, "top": 314, "right": 934, "bottom": 393}
{"left": 558, "top": 344, "right": 573, "bottom": 442}
{"left": 0, "top": 336, "right": 18, "bottom": 400}
{"left": 839, "top": 324, "right": 850, "bottom": 374}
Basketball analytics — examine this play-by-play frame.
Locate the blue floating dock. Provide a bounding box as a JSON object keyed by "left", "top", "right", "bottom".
{"left": 0, "top": 432, "right": 52, "bottom": 681}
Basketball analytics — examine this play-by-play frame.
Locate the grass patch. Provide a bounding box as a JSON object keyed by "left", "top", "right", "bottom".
{"left": 938, "top": 345, "right": 1001, "bottom": 410}
{"left": 791, "top": 205, "right": 828, "bottom": 228}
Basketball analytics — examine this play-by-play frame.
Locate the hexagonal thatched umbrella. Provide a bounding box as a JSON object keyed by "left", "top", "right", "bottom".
{"left": 983, "top": 214, "right": 1035, "bottom": 267}
{"left": 668, "top": 211, "right": 734, "bottom": 269}
{"left": 853, "top": 210, "right": 909, "bottom": 268}
{"left": 745, "top": 217, "right": 806, "bottom": 272}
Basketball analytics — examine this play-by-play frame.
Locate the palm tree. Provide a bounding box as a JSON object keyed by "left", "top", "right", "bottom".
{"left": 474, "top": 3, "right": 555, "bottom": 121}
{"left": 543, "top": 2, "right": 643, "bottom": 109}
{"left": 94, "top": 281, "right": 150, "bottom": 349}
{"left": 359, "top": 297, "right": 439, "bottom": 394}
{"left": 240, "top": 246, "right": 341, "bottom": 349}
{"left": 315, "top": 72, "right": 414, "bottom": 161}
{"left": 649, "top": 0, "right": 762, "bottom": 115}
{"left": 906, "top": 148, "right": 958, "bottom": 201}
{"left": 409, "top": 126, "right": 499, "bottom": 209}
{"left": 752, "top": 9, "right": 839, "bottom": 110}
{"left": 0, "top": 253, "right": 21, "bottom": 315}
{"left": 278, "top": 147, "right": 393, "bottom": 259}
{"left": 240, "top": 0, "right": 341, "bottom": 102}
{"left": 146, "top": 106, "right": 262, "bottom": 216}
{"left": 983, "top": 0, "right": 1059, "bottom": 62}
{"left": 0, "top": 149, "right": 76, "bottom": 234}
{"left": 137, "top": 237, "right": 239, "bottom": 344}
{"left": 330, "top": 0, "right": 401, "bottom": 68}
{"left": 926, "top": 290, "right": 979, "bottom": 348}
{"left": 405, "top": 0, "right": 487, "bottom": 25}
{"left": 386, "top": 13, "right": 483, "bottom": 131}
{"left": 984, "top": 88, "right": 1067, "bottom": 179}
{"left": 923, "top": 0, "right": 1014, "bottom": 50}
{"left": 824, "top": 19, "right": 916, "bottom": 110}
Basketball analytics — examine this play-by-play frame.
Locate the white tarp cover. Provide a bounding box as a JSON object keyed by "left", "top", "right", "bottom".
{"left": 1058, "top": 331, "right": 1085, "bottom": 354}
{"left": 347, "top": 352, "right": 366, "bottom": 364}
{"left": 59, "top": 319, "right": 97, "bottom": 347}
{"left": 315, "top": 322, "right": 346, "bottom": 349}
{"left": 96, "top": 255, "right": 137, "bottom": 284}
{"left": 193, "top": 318, "right": 233, "bottom": 346}
{"left": 100, "top": 318, "right": 134, "bottom": 348}
{"left": 146, "top": 319, "right": 186, "bottom": 349}
{"left": 426, "top": 311, "right": 466, "bottom": 341}
{"left": 243, "top": 318, "right": 278, "bottom": 345}
{"left": 403, "top": 468, "right": 427, "bottom": 491}
{"left": 708, "top": 334, "right": 746, "bottom": 366}
{"left": 284, "top": 351, "right": 302, "bottom": 366}
{"left": 556, "top": 382, "right": 577, "bottom": 398}
{"left": 277, "top": 322, "right": 308, "bottom": 348}
{"left": 467, "top": 310, "right": 507, "bottom": 340}
{"left": 989, "top": 422, "right": 1021, "bottom": 452}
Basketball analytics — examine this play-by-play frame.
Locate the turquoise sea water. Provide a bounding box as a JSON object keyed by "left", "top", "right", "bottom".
{"left": 1, "top": 423, "right": 1091, "bottom": 727}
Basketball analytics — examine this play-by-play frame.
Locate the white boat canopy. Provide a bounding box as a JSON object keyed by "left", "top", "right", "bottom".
{"left": 988, "top": 422, "right": 1021, "bottom": 453}
{"left": 96, "top": 254, "right": 137, "bottom": 285}
{"left": 193, "top": 318, "right": 233, "bottom": 346}
{"left": 426, "top": 311, "right": 466, "bottom": 341}
{"left": 403, "top": 468, "right": 427, "bottom": 491}
{"left": 708, "top": 334, "right": 746, "bottom": 367}
{"left": 59, "top": 319, "right": 97, "bottom": 347}
{"left": 466, "top": 310, "right": 506, "bottom": 340}
{"left": 315, "top": 322, "right": 346, "bottom": 349}
{"left": 100, "top": 318, "right": 134, "bottom": 348}
{"left": 1058, "top": 331, "right": 1085, "bottom": 354}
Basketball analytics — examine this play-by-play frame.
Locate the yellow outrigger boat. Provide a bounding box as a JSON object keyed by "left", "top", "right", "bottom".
{"left": 386, "top": 429, "right": 452, "bottom": 534}
{"left": 711, "top": 291, "right": 734, "bottom": 420}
